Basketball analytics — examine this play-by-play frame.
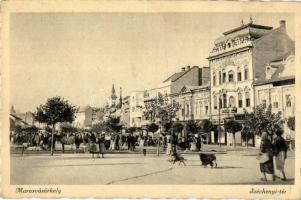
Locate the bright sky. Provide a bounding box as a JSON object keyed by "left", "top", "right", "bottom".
{"left": 10, "top": 13, "right": 294, "bottom": 113}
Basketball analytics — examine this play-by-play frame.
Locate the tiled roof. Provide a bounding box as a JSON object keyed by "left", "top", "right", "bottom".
{"left": 223, "top": 23, "right": 273, "bottom": 35}
{"left": 254, "top": 54, "right": 295, "bottom": 86}
{"left": 253, "top": 25, "right": 295, "bottom": 82}
{"left": 163, "top": 71, "right": 186, "bottom": 83}
{"left": 163, "top": 66, "right": 198, "bottom": 83}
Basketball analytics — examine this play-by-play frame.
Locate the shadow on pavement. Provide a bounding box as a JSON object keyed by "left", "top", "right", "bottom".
{"left": 221, "top": 178, "right": 294, "bottom": 185}
{"left": 187, "top": 165, "right": 243, "bottom": 169}
{"left": 33, "top": 162, "right": 144, "bottom": 168}
{"left": 11, "top": 154, "right": 62, "bottom": 157}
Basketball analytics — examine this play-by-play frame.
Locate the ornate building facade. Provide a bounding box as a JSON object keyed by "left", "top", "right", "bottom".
{"left": 171, "top": 84, "right": 210, "bottom": 122}
{"left": 207, "top": 20, "right": 294, "bottom": 145}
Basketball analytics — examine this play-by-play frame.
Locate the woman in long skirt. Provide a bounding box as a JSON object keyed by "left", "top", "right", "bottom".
{"left": 89, "top": 132, "right": 99, "bottom": 158}
{"left": 98, "top": 133, "right": 106, "bottom": 158}
{"left": 273, "top": 129, "right": 288, "bottom": 181}
{"left": 259, "top": 132, "right": 275, "bottom": 181}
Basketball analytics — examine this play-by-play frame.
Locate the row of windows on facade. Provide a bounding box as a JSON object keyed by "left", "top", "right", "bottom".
{"left": 261, "top": 94, "right": 293, "bottom": 109}
{"left": 213, "top": 93, "right": 250, "bottom": 109}
{"left": 212, "top": 69, "right": 248, "bottom": 86}
{"left": 180, "top": 104, "right": 209, "bottom": 118}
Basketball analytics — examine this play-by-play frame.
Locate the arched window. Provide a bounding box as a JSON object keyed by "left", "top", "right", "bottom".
{"left": 222, "top": 72, "right": 227, "bottom": 83}
{"left": 238, "top": 93, "right": 243, "bottom": 108}
{"left": 214, "top": 96, "right": 217, "bottom": 110}
{"left": 286, "top": 94, "right": 292, "bottom": 107}
{"left": 228, "top": 70, "right": 234, "bottom": 82}
{"left": 213, "top": 74, "right": 216, "bottom": 86}
{"left": 244, "top": 68, "right": 249, "bottom": 80}
{"left": 223, "top": 93, "right": 227, "bottom": 108}
{"left": 186, "top": 104, "right": 190, "bottom": 117}
{"left": 227, "top": 42, "right": 231, "bottom": 48}
{"left": 237, "top": 71, "right": 242, "bottom": 81}
{"left": 229, "top": 96, "right": 236, "bottom": 107}
{"left": 245, "top": 91, "right": 250, "bottom": 107}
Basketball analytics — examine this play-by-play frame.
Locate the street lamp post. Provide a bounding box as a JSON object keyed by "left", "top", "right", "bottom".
{"left": 157, "top": 125, "right": 161, "bottom": 157}
{"left": 218, "top": 96, "right": 222, "bottom": 147}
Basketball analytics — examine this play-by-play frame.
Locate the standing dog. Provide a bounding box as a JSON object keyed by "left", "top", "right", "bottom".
{"left": 199, "top": 153, "right": 217, "bottom": 168}
{"left": 169, "top": 152, "right": 186, "bottom": 166}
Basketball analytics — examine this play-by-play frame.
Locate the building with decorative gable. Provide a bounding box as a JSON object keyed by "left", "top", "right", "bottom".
{"left": 207, "top": 19, "right": 294, "bottom": 145}
{"left": 171, "top": 84, "right": 210, "bottom": 122}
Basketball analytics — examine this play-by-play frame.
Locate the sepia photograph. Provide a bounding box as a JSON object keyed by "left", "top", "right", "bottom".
{"left": 1, "top": 0, "right": 300, "bottom": 198}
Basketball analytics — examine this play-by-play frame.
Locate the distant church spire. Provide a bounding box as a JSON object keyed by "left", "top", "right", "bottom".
{"left": 111, "top": 84, "right": 117, "bottom": 100}
{"left": 10, "top": 105, "right": 16, "bottom": 114}
{"left": 119, "top": 87, "right": 123, "bottom": 108}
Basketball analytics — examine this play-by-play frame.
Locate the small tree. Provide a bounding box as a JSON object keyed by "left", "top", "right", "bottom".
{"left": 144, "top": 94, "right": 180, "bottom": 154}
{"left": 162, "top": 122, "right": 172, "bottom": 134}
{"left": 185, "top": 120, "right": 199, "bottom": 148}
{"left": 106, "top": 116, "right": 122, "bottom": 133}
{"left": 243, "top": 104, "right": 284, "bottom": 140}
{"left": 224, "top": 120, "right": 242, "bottom": 147}
{"left": 144, "top": 93, "right": 180, "bottom": 126}
{"left": 60, "top": 123, "right": 76, "bottom": 134}
{"left": 91, "top": 122, "right": 106, "bottom": 133}
{"left": 171, "top": 122, "right": 184, "bottom": 153}
{"left": 200, "top": 119, "right": 214, "bottom": 144}
{"left": 172, "top": 122, "right": 184, "bottom": 135}
{"left": 35, "top": 96, "right": 78, "bottom": 156}
{"left": 241, "top": 127, "right": 254, "bottom": 147}
{"left": 185, "top": 120, "right": 199, "bottom": 135}
{"left": 287, "top": 116, "right": 295, "bottom": 131}
{"left": 147, "top": 123, "right": 159, "bottom": 134}
{"left": 147, "top": 123, "right": 160, "bottom": 155}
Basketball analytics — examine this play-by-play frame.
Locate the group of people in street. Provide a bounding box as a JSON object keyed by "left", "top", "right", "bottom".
{"left": 10, "top": 131, "right": 53, "bottom": 150}
{"left": 259, "top": 129, "right": 289, "bottom": 181}
{"left": 10, "top": 128, "right": 203, "bottom": 156}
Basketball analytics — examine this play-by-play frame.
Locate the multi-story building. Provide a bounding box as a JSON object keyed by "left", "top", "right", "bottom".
{"left": 129, "top": 91, "right": 145, "bottom": 128}
{"left": 207, "top": 19, "right": 294, "bottom": 145}
{"left": 73, "top": 105, "right": 102, "bottom": 129}
{"left": 254, "top": 54, "right": 295, "bottom": 145}
{"left": 140, "top": 65, "right": 210, "bottom": 126}
{"left": 171, "top": 84, "right": 210, "bottom": 122}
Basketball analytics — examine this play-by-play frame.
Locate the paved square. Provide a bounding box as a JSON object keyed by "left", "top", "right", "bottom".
{"left": 11, "top": 149, "right": 294, "bottom": 185}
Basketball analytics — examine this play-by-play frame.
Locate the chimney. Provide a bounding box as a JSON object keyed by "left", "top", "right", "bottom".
{"left": 181, "top": 67, "right": 186, "bottom": 72}
{"left": 280, "top": 20, "right": 286, "bottom": 29}
{"left": 186, "top": 65, "right": 191, "bottom": 70}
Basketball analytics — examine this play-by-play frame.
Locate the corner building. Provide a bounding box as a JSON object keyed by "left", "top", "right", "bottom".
{"left": 207, "top": 20, "right": 294, "bottom": 145}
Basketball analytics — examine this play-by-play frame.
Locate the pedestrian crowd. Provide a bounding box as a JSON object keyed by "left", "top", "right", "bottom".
{"left": 10, "top": 129, "right": 203, "bottom": 156}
